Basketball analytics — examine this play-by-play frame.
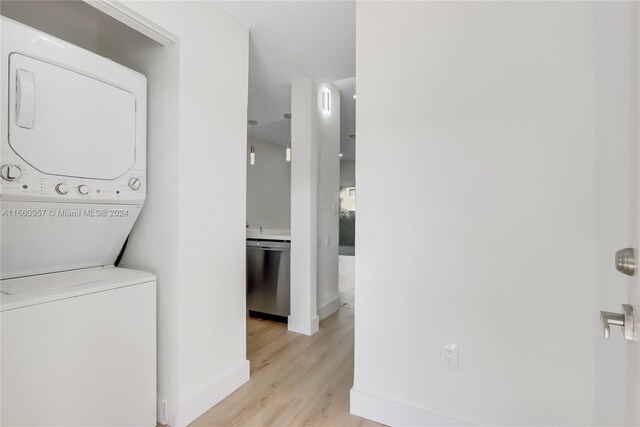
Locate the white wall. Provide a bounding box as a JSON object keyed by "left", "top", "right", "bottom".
{"left": 246, "top": 136, "right": 291, "bottom": 231}
{"left": 316, "top": 82, "right": 340, "bottom": 320}
{"left": 340, "top": 160, "right": 355, "bottom": 188}
{"left": 1, "top": 1, "right": 100, "bottom": 52}
{"left": 114, "top": 2, "right": 250, "bottom": 426}
{"left": 352, "top": 2, "right": 612, "bottom": 425}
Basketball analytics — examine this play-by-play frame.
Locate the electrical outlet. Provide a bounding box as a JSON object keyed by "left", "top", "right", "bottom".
{"left": 442, "top": 344, "right": 459, "bottom": 369}
{"left": 161, "top": 399, "right": 168, "bottom": 424}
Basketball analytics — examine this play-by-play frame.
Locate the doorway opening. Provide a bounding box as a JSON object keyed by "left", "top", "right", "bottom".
{"left": 334, "top": 77, "right": 356, "bottom": 309}
{"left": 339, "top": 187, "right": 356, "bottom": 256}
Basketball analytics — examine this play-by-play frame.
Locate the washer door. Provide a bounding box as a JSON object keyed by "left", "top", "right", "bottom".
{"left": 8, "top": 54, "right": 137, "bottom": 180}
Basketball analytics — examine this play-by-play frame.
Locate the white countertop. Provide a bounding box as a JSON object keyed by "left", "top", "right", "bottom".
{"left": 246, "top": 228, "right": 291, "bottom": 241}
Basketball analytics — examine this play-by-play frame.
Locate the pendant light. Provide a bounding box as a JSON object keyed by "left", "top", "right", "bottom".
{"left": 284, "top": 113, "right": 291, "bottom": 162}
{"left": 248, "top": 120, "right": 257, "bottom": 165}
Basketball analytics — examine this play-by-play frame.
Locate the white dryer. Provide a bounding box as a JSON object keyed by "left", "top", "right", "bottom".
{"left": 0, "top": 17, "right": 147, "bottom": 279}
{"left": 0, "top": 17, "right": 156, "bottom": 426}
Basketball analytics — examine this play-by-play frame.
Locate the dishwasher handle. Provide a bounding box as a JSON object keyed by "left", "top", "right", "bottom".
{"left": 246, "top": 239, "right": 291, "bottom": 250}
{"left": 253, "top": 246, "right": 290, "bottom": 251}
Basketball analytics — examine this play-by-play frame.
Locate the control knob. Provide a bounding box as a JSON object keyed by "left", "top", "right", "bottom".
{"left": 77, "top": 185, "right": 90, "bottom": 195}
{"left": 0, "top": 164, "right": 22, "bottom": 181}
{"left": 128, "top": 177, "right": 141, "bottom": 191}
{"left": 55, "top": 183, "right": 69, "bottom": 195}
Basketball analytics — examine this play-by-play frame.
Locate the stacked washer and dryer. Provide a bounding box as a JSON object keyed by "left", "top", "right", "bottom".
{"left": 0, "top": 18, "right": 156, "bottom": 426}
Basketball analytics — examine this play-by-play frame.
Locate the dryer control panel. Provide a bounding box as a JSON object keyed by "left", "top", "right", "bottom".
{"left": 0, "top": 156, "right": 145, "bottom": 205}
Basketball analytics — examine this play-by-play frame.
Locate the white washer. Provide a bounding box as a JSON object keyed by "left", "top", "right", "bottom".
{"left": 1, "top": 267, "right": 156, "bottom": 426}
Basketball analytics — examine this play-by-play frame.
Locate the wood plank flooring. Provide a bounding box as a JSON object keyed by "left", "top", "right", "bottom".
{"left": 190, "top": 256, "right": 379, "bottom": 427}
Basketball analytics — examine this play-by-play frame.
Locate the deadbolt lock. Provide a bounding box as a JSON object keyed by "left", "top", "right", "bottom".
{"left": 615, "top": 248, "right": 636, "bottom": 277}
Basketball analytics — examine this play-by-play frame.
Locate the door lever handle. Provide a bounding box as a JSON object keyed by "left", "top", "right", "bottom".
{"left": 600, "top": 304, "right": 634, "bottom": 340}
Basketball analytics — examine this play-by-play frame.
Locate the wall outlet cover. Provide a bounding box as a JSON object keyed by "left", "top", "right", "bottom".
{"left": 442, "top": 343, "right": 459, "bottom": 369}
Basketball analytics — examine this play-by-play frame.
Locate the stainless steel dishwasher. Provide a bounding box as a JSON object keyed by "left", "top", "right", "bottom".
{"left": 246, "top": 239, "right": 291, "bottom": 323}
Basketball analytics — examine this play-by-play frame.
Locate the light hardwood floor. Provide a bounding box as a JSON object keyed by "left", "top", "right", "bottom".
{"left": 190, "top": 256, "right": 379, "bottom": 427}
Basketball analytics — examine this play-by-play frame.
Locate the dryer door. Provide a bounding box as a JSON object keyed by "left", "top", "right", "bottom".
{"left": 8, "top": 54, "right": 137, "bottom": 180}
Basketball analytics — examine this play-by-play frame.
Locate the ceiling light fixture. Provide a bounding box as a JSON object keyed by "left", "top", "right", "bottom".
{"left": 353, "top": 94, "right": 356, "bottom": 100}
{"left": 339, "top": 153, "right": 343, "bottom": 158}
{"left": 284, "top": 113, "right": 291, "bottom": 162}
{"left": 248, "top": 120, "right": 257, "bottom": 165}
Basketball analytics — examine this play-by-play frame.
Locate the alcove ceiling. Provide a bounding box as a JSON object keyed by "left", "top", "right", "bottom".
{"left": 219, "top": 1, "right": 356, "bottom": 160}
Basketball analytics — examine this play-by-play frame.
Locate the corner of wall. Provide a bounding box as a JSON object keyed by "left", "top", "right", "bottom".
{"left": 288, "top": 315, "right": 320, "bottom": 335}
{"left": 318, "top": 296, "right": 341, "bottom": 321}
{"left": 173, "top": 360, "right": 250, "bottom": 427}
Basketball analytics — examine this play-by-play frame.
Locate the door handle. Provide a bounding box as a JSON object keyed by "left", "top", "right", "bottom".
{"left": 600, "top": 304, "right": 634, "bottom": 340}
{"left": 16, "top": 69, "right": 35, "bottom": 129}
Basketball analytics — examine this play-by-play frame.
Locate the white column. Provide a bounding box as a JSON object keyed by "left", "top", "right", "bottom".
{"left": 289, "top": 79, "right": 320, "bottom": 335}
{"left": 316, "top": 82, "right": 341, "bottom": 321}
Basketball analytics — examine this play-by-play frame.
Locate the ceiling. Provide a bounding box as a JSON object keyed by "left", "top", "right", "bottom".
{"left": 219, "top": 1, "right": 356, "bottom": 160}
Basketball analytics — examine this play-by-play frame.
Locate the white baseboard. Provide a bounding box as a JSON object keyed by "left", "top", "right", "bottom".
{"left": 350, "top": 388, "right": 475, "bottom": 427}
{"left": 317, "top": 296, "right": 341, "bottom": 321}
{"left": 288, "top": 314, "right": 320, "bottom": 335}
{"left": 171, "top": 360, "right": 250, "bottom": 427}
